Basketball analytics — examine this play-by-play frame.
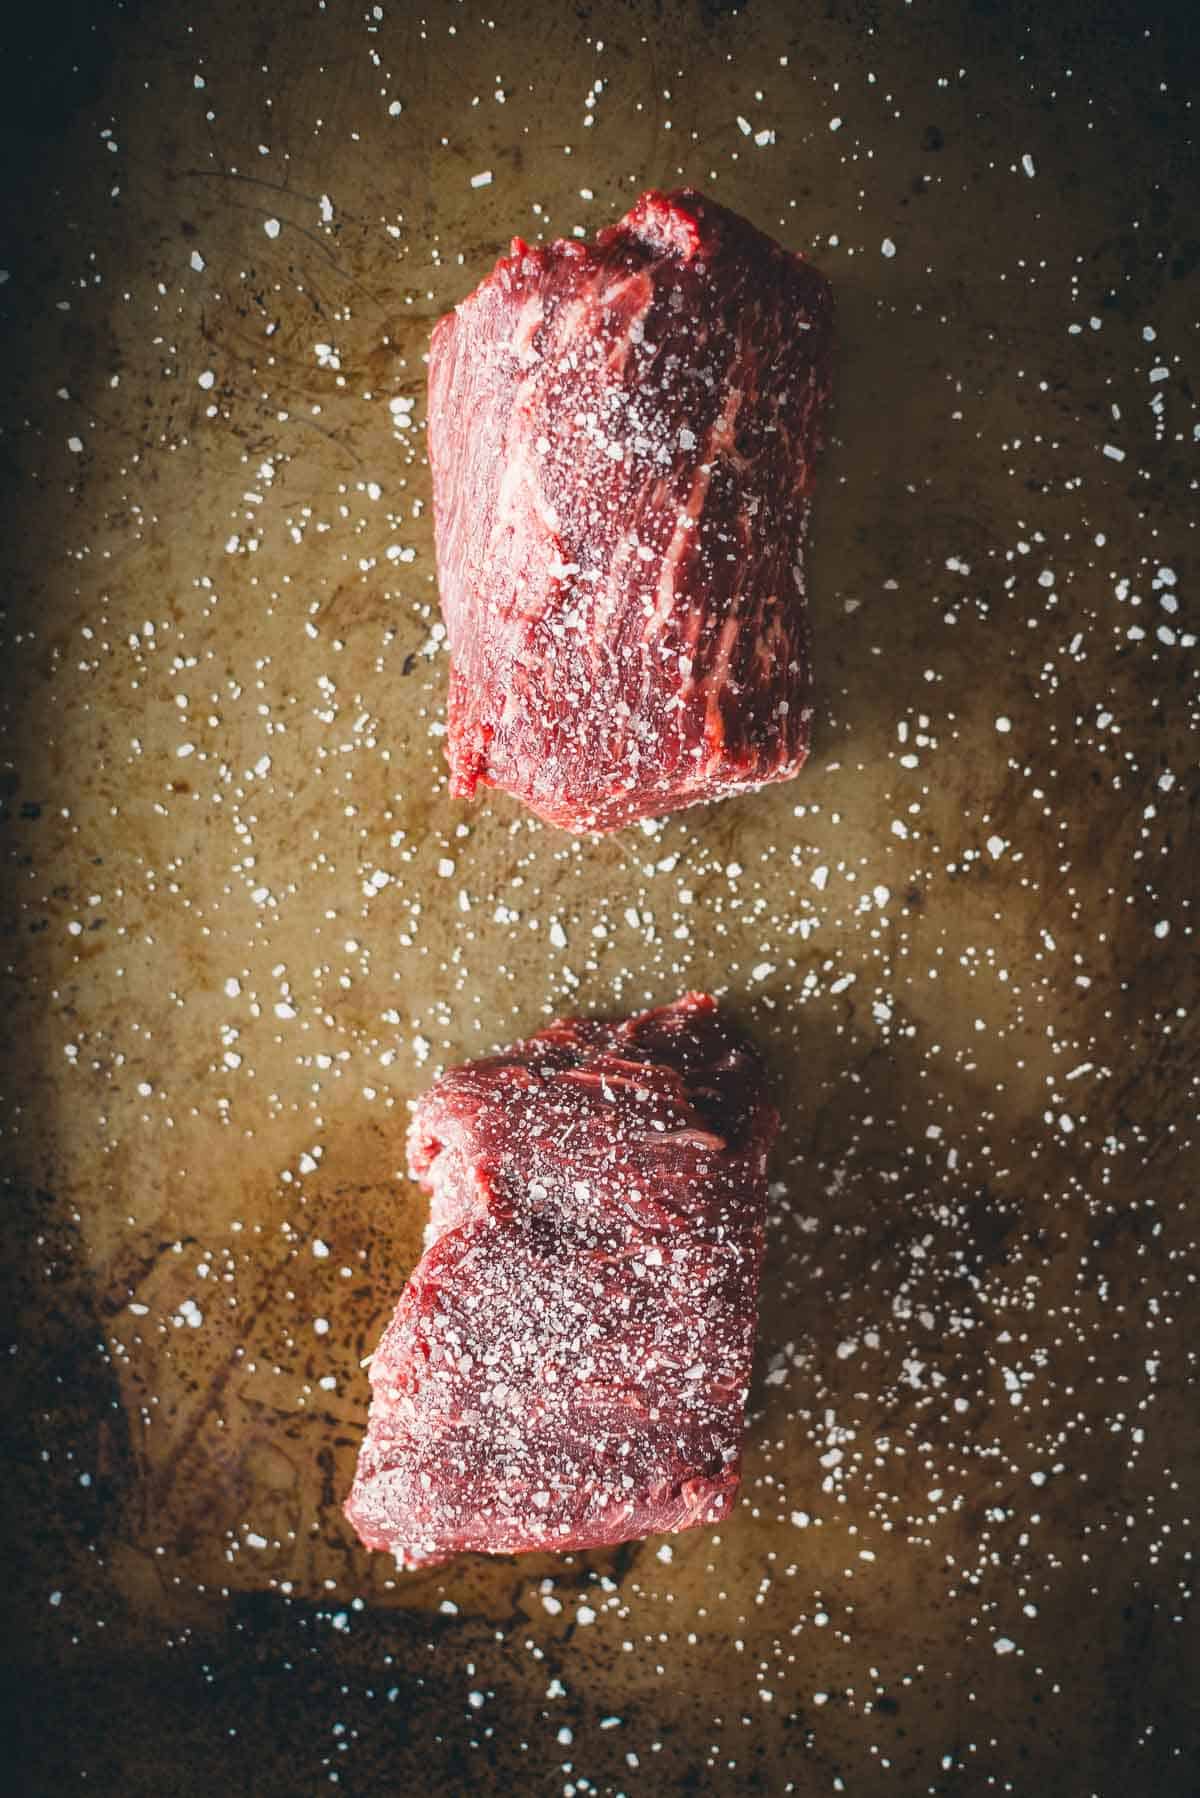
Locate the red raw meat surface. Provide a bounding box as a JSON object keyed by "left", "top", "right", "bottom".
{"left": 427, "top": 187, "right": 833, "bottom": 833}
{"left": 343, "top": 994, "right": 778, "bottom": 1568}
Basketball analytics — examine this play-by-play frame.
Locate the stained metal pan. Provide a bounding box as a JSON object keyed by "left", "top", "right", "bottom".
{"left": 2, "top": 1, "right": 1196, "bottom": 1791}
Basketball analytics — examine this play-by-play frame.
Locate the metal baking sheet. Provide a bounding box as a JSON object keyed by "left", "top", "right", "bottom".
{"left": 2, "top": 0, "right": 1195, "bottom": 1790}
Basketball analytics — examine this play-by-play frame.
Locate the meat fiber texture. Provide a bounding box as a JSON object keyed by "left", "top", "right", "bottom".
{"left": 427, "top": 187, "right": 833, "bottom": 833}
{"left": 343, "top": 994, "right": 778, "bottom": 1569}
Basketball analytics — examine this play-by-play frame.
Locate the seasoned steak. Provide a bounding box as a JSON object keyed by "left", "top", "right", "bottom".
{"left": 343, "top": 993, "right": 777, "bottom": 1567}
{"left": 427, "top": 187, "right": 833, "bottom": 832}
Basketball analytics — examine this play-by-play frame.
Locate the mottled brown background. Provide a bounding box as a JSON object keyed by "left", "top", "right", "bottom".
{"left": 1, "top": 0, "right": 1197, "bottom": 1793}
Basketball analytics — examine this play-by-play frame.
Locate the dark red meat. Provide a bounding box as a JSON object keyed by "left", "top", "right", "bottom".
{"left": 427, "top": 187, "right": 833, "bottom": 833}
{"left": 343, "top": 993, "right": 777, "bottom": 1568}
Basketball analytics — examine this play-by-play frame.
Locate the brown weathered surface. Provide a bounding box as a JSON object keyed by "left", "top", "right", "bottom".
{"left": 1, "top": 1, "right": 1197, "bottom": 1793}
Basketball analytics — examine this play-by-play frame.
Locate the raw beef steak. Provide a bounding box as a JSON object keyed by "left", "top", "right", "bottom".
{"left": 343, "top": 993, "right": 777, "bottom": 1567}
{"left": 427, "top": 187, "right": 833, "bottom": 832}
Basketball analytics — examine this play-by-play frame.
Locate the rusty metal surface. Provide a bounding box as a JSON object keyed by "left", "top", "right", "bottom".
{"left": 1, "top": 1, "right": 1197, "bottom": 1792}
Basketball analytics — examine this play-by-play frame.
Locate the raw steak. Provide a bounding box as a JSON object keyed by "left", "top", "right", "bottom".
{"left": 427, "top": 186, "right": 833, "bottom": 833}
{"left": 343, "top": 993, "right": 777, "bottom": 1567}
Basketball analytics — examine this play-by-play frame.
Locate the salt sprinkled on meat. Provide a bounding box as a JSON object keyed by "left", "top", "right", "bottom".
{"left": 343, "top": 992, "right": 777, "bottom": 1565}
{"left": 427, "top": 187, "right": 833, "bottom": 832}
